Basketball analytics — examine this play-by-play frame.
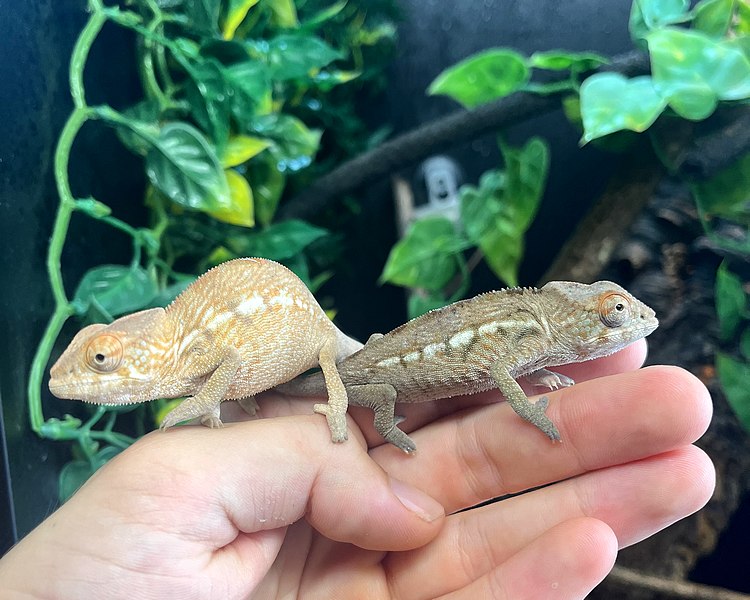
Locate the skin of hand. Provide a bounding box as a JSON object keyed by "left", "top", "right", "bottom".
{"left": 0, "top": 340, "right": 714, "bottom": 600}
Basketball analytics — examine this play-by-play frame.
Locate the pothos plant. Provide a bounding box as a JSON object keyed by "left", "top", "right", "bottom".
{"left": 380, "top": 0, "right": 750, "bottom": 429}
{"left": 28, "top": 0, "right": 396, "bottom": 500}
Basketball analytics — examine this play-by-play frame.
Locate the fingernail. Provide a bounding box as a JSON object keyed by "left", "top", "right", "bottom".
{"left": 389, "top": 476, "right": 444, "bottom": 523}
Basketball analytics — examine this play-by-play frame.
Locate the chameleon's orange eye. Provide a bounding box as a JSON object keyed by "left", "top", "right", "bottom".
{"left": 598, "top": 292, "right": 631, "bottom": 327}
{"left": 85, "top": 335, "right": 123, "bottom": 372}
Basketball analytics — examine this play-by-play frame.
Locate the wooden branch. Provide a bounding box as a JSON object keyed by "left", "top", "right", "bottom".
{"left": 280, "top": 51, "right": 650, "bottom": 220}
{"left": 539, "top": 142, "right": 664, "bottom": 283}
{"left": 608, "top": 566, "right": 750, "bottom": 600}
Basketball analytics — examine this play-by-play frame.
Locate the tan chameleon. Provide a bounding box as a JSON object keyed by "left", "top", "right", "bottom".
{"left": 279, "top": 281, "right": 659, "bottom": 452}
{"left": 49, "top": 258, "right": 362, "bottom": 433}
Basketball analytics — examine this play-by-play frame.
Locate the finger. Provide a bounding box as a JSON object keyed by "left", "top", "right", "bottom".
{"left": 384, "top": 445, "right": 714, "bottom": 599}
{"left": 426, "top": 518, "right": 617, "bottom": 600}
{"left": 374, "top": 365, "right": 712, "bottom": 512}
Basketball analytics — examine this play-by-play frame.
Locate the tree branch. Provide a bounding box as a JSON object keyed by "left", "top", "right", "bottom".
{"left": 280, "top": 50, "right": 650, "bottom": 220}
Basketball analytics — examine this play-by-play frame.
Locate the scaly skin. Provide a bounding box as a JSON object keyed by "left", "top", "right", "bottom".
{"left": 279, "top": 281, "right": 659, "bottom": 452}
{"left": 49, "top": 258, "right": 362, "bottom": 434}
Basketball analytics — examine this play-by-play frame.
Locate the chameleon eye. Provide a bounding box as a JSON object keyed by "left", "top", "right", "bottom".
{"left": 85, "top": 335, "right": 123, "bottom": 372}
{"left": 598, "top": 292, "right": 631, "bottom": 328}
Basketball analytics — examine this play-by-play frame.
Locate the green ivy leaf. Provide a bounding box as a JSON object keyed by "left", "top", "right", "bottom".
{"left": 58, "top": 446, "right": 122, "bottom": 502}
{"left": 408, "top": 293, "right": 451, "bottom": 319}
{"left": 145, "top": 123, "right": 232, "bottom": 218}
{"left": 380, "top": 217, "right": 470, "bottom": 292}
{"left": 249, "top": 114, "right": 321, "bottom": 172}
{"left": 302, "top": 0, "right": 347, "bottom": 29}
{"left": 716, "top": 352, "right": 750, "bottom": 432}
{"left": 693, "top": 0, "right": 735, "bottom": 37}
{"left": 115, "top": 100, "right": 161, "bottom": 156}
{"left": 221, "top": 135, "right": 271, "bottom": 167}
{"left": 222, "top": 0, "right": 260, "bottom": 39}
{"left": 184, "top": 0, "right": 222, "bottom": 35}
{"left": 427, "top": 49, "right": 529, "bottom": 108}
{"left": 460, "top": 138, "right": 549, "bottom": 286}
{"left": 715, "top": 261, "right": 747, "bottom": 340}
{"left": 226, "top": 220, "right": 329, "bottom": 260}
{"left": 529, "top": 50, "right": 609, "bottom": 71}
{"left": 180, "top": 58, "right": 232, "bottom": 150}
{"left": 267, "top": 0, "right": 299, "bottom": 27}
{"left": 223, "top": 60, "right": 272, "bottom": 121}
{"left": 741, "top": 329, "right": 750, "bottom": 360}
{"left": 148, "top": 277, "right": 197, "bottom": 308}
{"left": 248, "top": 158, "right": 286, "bottom": 226}
{"left": 580, "top": 73, "right": 667, "bottom": 142}
{"left": 692, "top": 152, "right": 750, "bottom": 224}
{"left": 72, "top": 265, "right": 158, "bottom": 318}
{"left": 648, "top": 28, "right": 750, "bottom": 120}
{"left": 253, "top": 34, "right": 343, "bottom": 81}
{"left": 630, "top": 0, "right": 690, "bottom": 35}
{"left": 209, "top": 169, "right": 253, "bottom": 227}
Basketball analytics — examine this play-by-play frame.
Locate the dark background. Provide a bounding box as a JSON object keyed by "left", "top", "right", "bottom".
{"left": 0, "top": 0, "right": 634, "bottom": 542}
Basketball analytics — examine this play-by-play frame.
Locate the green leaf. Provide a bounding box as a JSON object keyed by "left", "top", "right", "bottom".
{"left": 180, "top": 58, "right": 232, "bottom": 150}
{"left": 716, "top": 352, "right": 750, "bottom": 432}
{"left": 115, "top": 100, "right": 161, "bottom": 156}
{"left": 631, "top": 0, "right": 690, "bottom": 33}
{"left": 255, "top": 34, "right": 343, "bottom": 81}
{"left": 302, "top": 0, "right": 347, "bottom": 29}
{"left": 692, "top": 152, "right": 750, "bottom": 224}
{"left": 693, "top": 0, "right": 735, "bottom": 37}
{"left": 221, "top": 135, "right": 271, "bottom": 167}
{"left": 58, "top": 446, "right": 122, "bottom": 502}
{"left": 529, "top": 50, "right": 609, "bottom": 71}
{"left": 223, "top": 0, "right": 260, "bottom": 39}
{"left": 715, "top": 261, "right": 747, "bottom": 339}
{"left": 580, "top": 73, "right": 667, "bottom": 142}
{"left": 249, "top": 114, "right": 321, "bottom": 172}
{"left": 380, "top": 217, "right": 470, "bottom": 292}
{"left": 460, "top": 138, "right": 549, "bottom": 286}
{"left": 648, "top": 28, "right": 750, "bottom": 120}
{"left": 146, "top": 123, "right": 232, "bottom": 217}
{"left": 741, "top": 329, "right": 750, "bottom": 360}
{"left": 408, "top": 293, "right": 451, "bottom": 319}
{"left": 738, "top": 1, "right": 750, "bottom": 34}
{"left": 148, "top": 277, "right": 197, "bottom": 308}
{"left": 311, "top": 69, "right": 361, "bottom": 92}
{"left": 208, "top": 169, "right": 254, "bottom": 227}
{"left": 223, "top": 60, "right": 272, "bottom": 120}
{"left": 248, "top": 158, "right": 286, "bottom": 226}
{"left": 228, "top": 220, "right": 329, "bottom": 260}
{"left": 266, "top": 0, "right": 299, "bottom": 27}
{"left": 184, "top": 0, "right": 221, "bottom": 35}
{"left": 72, "top": 265, "right": 157, "bottom": 318}
{"left": 427, "top": 49, "right": 530, "bottom": 108}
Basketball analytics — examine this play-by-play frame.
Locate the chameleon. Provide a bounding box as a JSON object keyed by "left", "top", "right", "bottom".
{"left": 278, "top": 280, "right": 659, "bottom": 453}
{"left": 48, "top": 258, "right": 362, "bottom": 434}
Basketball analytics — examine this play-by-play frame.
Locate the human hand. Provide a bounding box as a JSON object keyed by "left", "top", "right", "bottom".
{"left": 0, "top": 340, "right": 714, "bottom": 599}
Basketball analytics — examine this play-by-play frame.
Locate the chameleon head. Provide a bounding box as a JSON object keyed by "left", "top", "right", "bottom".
{"left": 49, "top": 308, "right": 171, "bottom": 405}
{"left": 542, "top": 280, "right": 659, "bottom": 361}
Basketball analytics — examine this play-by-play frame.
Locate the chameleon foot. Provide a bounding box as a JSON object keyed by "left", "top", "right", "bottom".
{"left": 528, "top": 396, "right": 561, "bottom": 442}
{"left": 200, "top": 415, "right": 224, "bottom": 428}
{"left": 237, "top": 396, "right": 260, "bottom": 416}
{"left": 383, "top": 426, "right": 417, "bottom": 454}
{"left": 313, "top": 403, "right": 348, "bottom": 443}
{"left": 526, "top": 369, "right": 575, "bottom": 390}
